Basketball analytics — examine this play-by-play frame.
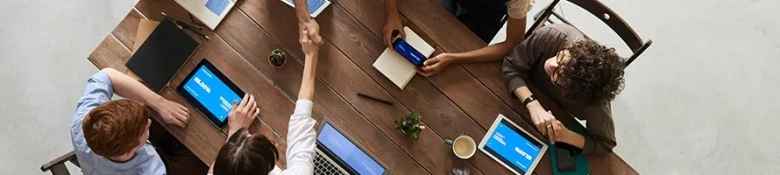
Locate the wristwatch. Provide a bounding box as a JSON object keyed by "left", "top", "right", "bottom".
{"left": 522, "top": 95, "right": 537, "bottom": 106}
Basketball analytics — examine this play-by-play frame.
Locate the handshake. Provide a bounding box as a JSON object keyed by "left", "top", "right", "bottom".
{"left": 298, "top": 18, "right": 323, "bottom": 57}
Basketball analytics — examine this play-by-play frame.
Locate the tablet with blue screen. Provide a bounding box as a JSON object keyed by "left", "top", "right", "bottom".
{"left": 177, "top": 59, "right": 244, "bottom": 128}
{"left": 479, "top": 114, "right": 548, "bottom": 175}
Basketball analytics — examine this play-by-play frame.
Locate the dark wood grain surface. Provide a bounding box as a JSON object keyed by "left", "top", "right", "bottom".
{"left": 83, "top": 0, "right": 637, "bottom": 174}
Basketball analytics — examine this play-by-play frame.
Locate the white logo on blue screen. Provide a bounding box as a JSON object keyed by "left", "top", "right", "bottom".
{"left": 194, "top": 77, "right": 212, "bottom": 93}
{"left": 184, "top": 65, "right": 242, "bottom": 121}
{"left": 493, "top": 133, "right": 533, "bottom": 161}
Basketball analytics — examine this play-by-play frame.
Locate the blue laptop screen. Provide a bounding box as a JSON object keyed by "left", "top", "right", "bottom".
{"left": 484, "top": 119, "right": 543, "bottom": 173}
{"left": 318, "top": 123, "right": 385, "bottom": 175}
{"left": 181, "top": 65, "right": 242, "bottom": 122}
{"left": 282, "top": 0, "right": 327, "bottom": 15}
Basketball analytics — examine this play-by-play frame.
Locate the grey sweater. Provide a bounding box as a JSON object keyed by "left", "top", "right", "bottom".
{"left": 502, "top": 24, "right": 616, "bottom": 155}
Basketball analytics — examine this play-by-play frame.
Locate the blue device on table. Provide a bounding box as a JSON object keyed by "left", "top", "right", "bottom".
{"left": 177, "top": 59, "right": 244, "bottom": 128}
{"left": 315, "top": 120, "right": 388, "bottom": 174}
{"left": 479, "top": 114, "right": 548, "bottom": 175}
{"left": 392, "top": 37, "right": 427, "bottom": 67}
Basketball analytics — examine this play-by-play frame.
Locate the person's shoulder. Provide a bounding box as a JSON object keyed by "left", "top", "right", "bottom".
{"left": 130, "top": 144, "right": 167, "bottom": 174}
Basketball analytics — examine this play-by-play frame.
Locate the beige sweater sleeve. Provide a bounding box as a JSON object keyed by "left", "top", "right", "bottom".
{"left": 506, "top": 0, "right": 534, "bottom": 19}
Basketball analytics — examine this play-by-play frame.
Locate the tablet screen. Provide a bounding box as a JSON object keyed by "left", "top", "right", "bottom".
{"left": 481, "top": 117, "right": 546, "bottom": 174}
{"left": 181, "top": 63, "right": 242, "bottom": 124}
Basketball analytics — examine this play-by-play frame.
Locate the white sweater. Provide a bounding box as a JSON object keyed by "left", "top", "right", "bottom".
{"left": 269, "top": 99, "right": 317, "bottom": 175}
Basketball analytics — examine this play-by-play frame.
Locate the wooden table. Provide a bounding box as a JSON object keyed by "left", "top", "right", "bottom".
{"left": 86, "top": 0, "right": 638, "bottom": 174}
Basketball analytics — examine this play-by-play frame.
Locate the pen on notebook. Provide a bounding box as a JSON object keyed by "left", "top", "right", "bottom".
{"left": 161, "top": 12, "right": 202, "bottom": 30}
{"left": 357, "top": 93, "right": 394, "bottom": 106}
{"left": 161, "top": 12, "right": 210, "bottom": 40}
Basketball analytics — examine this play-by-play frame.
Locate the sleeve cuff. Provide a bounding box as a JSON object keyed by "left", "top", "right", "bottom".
{"left": 506, "top": 0, "right": 532, "bottom": 19}
{"left": 581, "top": 135, "right": 597, "bottom": 155}
{"left": 506, "top": 77, "right": 527, "bottom": 98}
{"left": 89, "top": 71, "right": 113, "bottom": 90}
{"left": 293, "top": 99, "right": 314, "bottom": 117}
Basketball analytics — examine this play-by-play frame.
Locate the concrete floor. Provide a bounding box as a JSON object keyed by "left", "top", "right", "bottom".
{"left": 1, "top": 0, "right": 778, "bottom": 174}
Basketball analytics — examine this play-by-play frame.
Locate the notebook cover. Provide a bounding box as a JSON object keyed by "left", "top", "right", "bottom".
{"left": 549, "top": 124, "right": 590, "bottom": 175}
{"left": 373, "top": 27, "right": 434, "bottom": 89}
{"left": 125, "top": 18, "right": 199, "bottom": 93}
{"left": 133, "top": 19, "right": 160, "bottom": 53}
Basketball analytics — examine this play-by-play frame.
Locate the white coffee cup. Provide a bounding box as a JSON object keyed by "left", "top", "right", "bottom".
{"left": 445, "top": 135, "right": 476, "bottom": 159}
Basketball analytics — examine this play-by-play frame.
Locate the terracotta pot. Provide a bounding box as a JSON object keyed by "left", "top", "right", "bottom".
{"left": 268, "top": 49, "right": 286, "bottom": 68}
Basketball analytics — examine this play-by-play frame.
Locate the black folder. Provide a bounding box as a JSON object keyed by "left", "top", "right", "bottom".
{"left": 126, "top": 17, "right": 199, "bottom": 93}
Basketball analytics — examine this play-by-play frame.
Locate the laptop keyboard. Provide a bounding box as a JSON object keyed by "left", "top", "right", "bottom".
{"left": 314, "top": 150, "right": 348, "bottom": 175}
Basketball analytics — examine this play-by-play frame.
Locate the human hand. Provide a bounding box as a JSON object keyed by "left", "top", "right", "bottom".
{"left": 383, "top": 14, "right": 405, "bottom": 47}
{"left": 299, "top": 19, "right": 323, "bottom": 45}
{"left": 528, "top": 102, "right": 557, "bottom": 137}
{"left": 548, "top": 120, "right": 572, "bottom": 143}
{"left": 227, "top": 94, "right": 260, "bottom": 135}
{"left": 300, "top": 27, "right": 320, "bottom": 57}
{"left": 151, "top": 98, "right": 190, "bottom": 128}
{"left": 418, "top": 52, "right": 456, "bottom": 77}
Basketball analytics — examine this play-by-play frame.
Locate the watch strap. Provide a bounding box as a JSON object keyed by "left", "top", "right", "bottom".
{"left": 522, "top": 95, "right": 537, "bottom": 106}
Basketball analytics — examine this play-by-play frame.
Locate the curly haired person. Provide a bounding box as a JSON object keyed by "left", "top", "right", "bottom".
{"left": 503, "top": 24, "right": 626, "bottom": 155}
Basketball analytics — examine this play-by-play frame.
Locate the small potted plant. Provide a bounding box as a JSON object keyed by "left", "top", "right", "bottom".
{"left": 395, "top": 110, "right": 426, "bottom": 140}
{"left": 268, "top": 49, "right": 287, "bottom": 68}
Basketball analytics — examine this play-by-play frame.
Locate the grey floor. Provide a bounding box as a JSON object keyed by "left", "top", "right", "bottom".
{"left": 1, "top": 0, "right": 778, "bottom": 174}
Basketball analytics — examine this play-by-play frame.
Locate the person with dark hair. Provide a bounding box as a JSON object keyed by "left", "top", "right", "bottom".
{"left": 209, "top": 21, "right": 321, "bottom": 175}
{"left": 72, "top": 68, "right": 207, "bottom": 174}
{"left": 384, "top": 0, "right": 534, "bottom": 76}
{"left": 502, "top": 24, "right": 626, "bottom": 155}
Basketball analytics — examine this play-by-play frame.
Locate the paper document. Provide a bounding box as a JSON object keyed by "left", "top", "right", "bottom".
{"left": 373, "top": 27, "right": 434, "bottom": 90}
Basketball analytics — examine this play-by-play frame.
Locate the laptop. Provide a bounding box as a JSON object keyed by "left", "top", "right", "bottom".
{"left": 315, "top": 120, "right": 388, "bottom": 175}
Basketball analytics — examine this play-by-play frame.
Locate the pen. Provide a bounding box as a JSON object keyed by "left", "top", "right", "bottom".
{"left": 357, "top": 93, "right": 394, "bottom": 106}
{"left": 161, "top": 12, "right": 202, "bottom": 30}
{"left": 161, "top": 12, "right": 210, "bottom": 40}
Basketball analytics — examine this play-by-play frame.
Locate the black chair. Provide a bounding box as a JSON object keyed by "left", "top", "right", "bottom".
{"left": 526, "top": 0, "right": 652, "bottom": 67}
{"left": 40, "top": 151, "right": 80, "bottom": 175}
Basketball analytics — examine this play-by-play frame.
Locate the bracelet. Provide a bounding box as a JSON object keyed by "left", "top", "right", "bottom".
{"left": 522, "top": 95, "right": 537, "bottom": 106}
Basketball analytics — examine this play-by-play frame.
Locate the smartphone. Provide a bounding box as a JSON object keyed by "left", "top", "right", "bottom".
{"left": 392, "top": 37, "right": 427, "bottom": 67}
{"left": 555, "top": 143, "right": 579, "bottom": 172}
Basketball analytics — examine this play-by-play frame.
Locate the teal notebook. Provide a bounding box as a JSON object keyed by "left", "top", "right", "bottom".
{"left": 549, "top": 124, "right": 590, "bottom": 175}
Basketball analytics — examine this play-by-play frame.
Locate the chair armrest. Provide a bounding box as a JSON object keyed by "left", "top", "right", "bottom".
{"left": 40, "top": 151, "right": 77, "bottom": 172}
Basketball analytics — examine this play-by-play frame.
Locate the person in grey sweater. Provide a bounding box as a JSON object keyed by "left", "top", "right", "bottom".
{"left": 503, "top": 24, "right": 626, "bottom": 155}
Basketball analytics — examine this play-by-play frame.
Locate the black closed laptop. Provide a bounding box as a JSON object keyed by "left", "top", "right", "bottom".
{"left": 126, "top": 17, "right": 199, "bottom": 92}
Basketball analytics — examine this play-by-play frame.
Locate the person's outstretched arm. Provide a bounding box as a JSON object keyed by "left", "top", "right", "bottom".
{"left": 418, "top": 0, "right": 533, "bottom": 76}
{"left": 383, "top": 0, "right": 404, "bottom": 47}
{"left": 293, "top": 0, "right": 322, "bottom": 45}
{"left": 101, "top": 68, "right": 190, "bottom": 127}
{"left": 282, "top": 27, "right": 321, "bottom": 175}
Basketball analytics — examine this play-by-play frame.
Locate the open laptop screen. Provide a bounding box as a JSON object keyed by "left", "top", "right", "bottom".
{"left": 318, "top": 122, "right": 385, "bottom": 175}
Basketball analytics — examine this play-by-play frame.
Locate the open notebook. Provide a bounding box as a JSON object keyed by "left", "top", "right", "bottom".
{"left": 373, "top": 27, "right": 434, "bottom": 90}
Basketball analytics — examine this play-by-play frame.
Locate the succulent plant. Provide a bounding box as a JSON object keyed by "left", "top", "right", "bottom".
{"left": 268, "top": 49, "right": 286, "bottom": 67}
{"left": 395, "top": 110, "right": 425, "bottom": 140}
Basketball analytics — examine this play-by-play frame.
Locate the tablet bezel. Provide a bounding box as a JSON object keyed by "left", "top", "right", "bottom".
{"left": 176, "top": 59, "right": 245, "bottom": 128}
{"left": 478, "top": 114, "right": 548, "bottom": 175}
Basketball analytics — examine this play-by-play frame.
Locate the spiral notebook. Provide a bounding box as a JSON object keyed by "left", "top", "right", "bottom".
{"left": 373, "top": 27, "right": 434, "bottom": 90}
